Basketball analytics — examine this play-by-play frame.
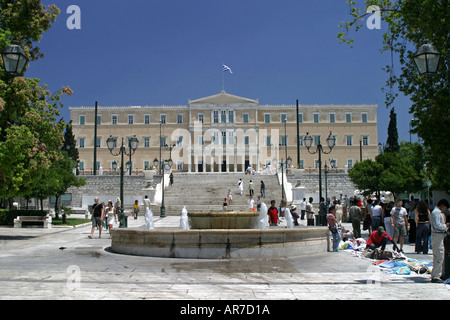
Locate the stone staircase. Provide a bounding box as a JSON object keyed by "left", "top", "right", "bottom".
{"left": 150, "top": 173, "right": 283, "bottom": 215}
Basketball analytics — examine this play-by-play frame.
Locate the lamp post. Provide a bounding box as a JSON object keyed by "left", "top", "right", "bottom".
{"left": 1, "top": 45, "right": 28, "bottom": 91}
{"left": 413, "top": 39, "right": 450, "bottom": 280}
{"left": 106, "top": 135, "right": 139, "bottom": 228}
{"left": 154, "top": 157, "right": 173, "bottom": 218}
{"left": 303, "top": 131, "right": 336, "bottom": 204}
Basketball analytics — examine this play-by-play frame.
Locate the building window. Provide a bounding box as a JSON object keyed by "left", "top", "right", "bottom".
{"left": 281, "top": 135, "right": 288, "bottom": 146}
{"left": 298, "top": 135, "right": 304, "bottom": 147}
{"left": 78, "top": 137, "right": 85, "bottom": 148}
{"left": 78, "top": 161, "right": 85, "bottom": 171}
{"left": 314, "top": 135, "right": 321, "bottom": 146}
{"left": 298, "top": 113, "right": 303, "bottom": 123}
{"left": 177, "top": 161, "right": 183, "bottom": 170}
{"left": 298, "top": 160, "right": 304, "bottom": 169}
{"left": 329, "top": 113, "right": 335, "bottom": 123}
{"left": 266, "top": 135, "right": 271, "bottom": 147}
{"left": 144, "top": 114, "right": 150, "bottom": 124}
{"left": 313, "top": 113, "right": 320, "bottom": 123}
{"left": 176, "top": 136, "right": 183, "bottom": 147}
{"left": 160, "top": 136, "right": 166, "bottom": 147}
{"left": 362, "top": 135, "right": 369, "bottom": 146}
{"left": 264, "top": 113, "right": 271, "bottom": 124}
{"left": 347, "top": 159, "right": 354, "bottom": 169}
{"left": 213, "top": 111, "right": 219, "bottom": 124}
{"left": 281, "top": 113, "right": 287, "bottom": 123}
{"left": 79, "top": 115, "right": 85, "bottom": 125}
{"left": 96, "top": 115, "right": 101, "bottom": 125}
{"left": 244, "top": 136, "right": 249, "bottom": 145}
{"left": 228, "top": 110, "right": 234, "bottom": 123}
{"left": 177, "top": 114, "right": 183, "bottom": 124}
{"left": 222, "top": 132, "right": 226, "bottom": 145}
{"left": 160, "top": 114, "right": 166, "bottom": 124}
{"left": 346, "top": 113, "right": 352, "bottom": 123}
{"left": 346, "top": 135, "right": 353, "bottom": 146}
{"left": 128, "top": 114, "right": 134, "bottom": 125}
{"left": 243, "top": 113, "right": 249, "bottom": 123}
{"left": 112, "top": 115, "right": 118, "bottom": 125}
{"left": 96, "top": 137, "right": 101, "bottom": 148}
{"left": 198, "top": 113, "right": 204, "bottom": 123}
{"left": 221, "top": 111, "right": 227, "bottom": 123}
{"left": 144, "top": 161, "right": 150, "bottom": 170}
{"left": 362, "top": 113, "right": 368, "bottom": 123}
{"left": 144, "top": 137, "right": 150, "bottom": 148}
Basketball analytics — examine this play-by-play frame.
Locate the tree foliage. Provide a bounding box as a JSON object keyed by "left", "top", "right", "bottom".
{"left": 339, "top": 0, "right": 450, "bottom": 191}
{"left": 0, "top": 1, "right": 79, "bottom": 204}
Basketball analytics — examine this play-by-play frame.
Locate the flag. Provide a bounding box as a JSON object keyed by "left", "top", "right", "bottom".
{"left": 223, "top": 64, "right": 233, "bottom": 74}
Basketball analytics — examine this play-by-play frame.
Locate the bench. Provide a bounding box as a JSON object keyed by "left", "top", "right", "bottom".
{"left": 72, "top": 207, "right": 89, "bottom": 218}
{"left": 14, "top": 215, "right": 52, "bottom": 229}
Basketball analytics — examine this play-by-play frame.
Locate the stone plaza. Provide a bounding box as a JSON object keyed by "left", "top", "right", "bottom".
{"left": 1, "top": 214, "right": 449, "bottom": 303}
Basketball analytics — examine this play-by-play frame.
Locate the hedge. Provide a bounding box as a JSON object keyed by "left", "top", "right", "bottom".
{"left": 0, "top": 210, "right": 48, "bottom": 226}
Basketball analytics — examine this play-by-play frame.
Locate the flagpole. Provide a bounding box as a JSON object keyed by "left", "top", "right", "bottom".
{"left": 222, "top": 62, "right": 225, "bottom": 91}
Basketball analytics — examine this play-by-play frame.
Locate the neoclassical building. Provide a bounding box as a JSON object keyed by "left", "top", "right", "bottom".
{"left": 69, "top": 91, "right": 378, "bottom": 174}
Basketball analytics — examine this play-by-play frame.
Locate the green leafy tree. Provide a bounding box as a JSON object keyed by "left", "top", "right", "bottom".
{"left": 0, "top": 1, "right": 74, "bottom": 204}
{"left": 339, "top": 0, "right": 450, "bottom": 191}
{"left": 347, "top": 159, "right": 384, "bottom": 196}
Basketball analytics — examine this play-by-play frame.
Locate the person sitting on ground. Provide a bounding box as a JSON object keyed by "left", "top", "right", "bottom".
{"left": 366, "top": 226, "right": 393, "bottom": 253}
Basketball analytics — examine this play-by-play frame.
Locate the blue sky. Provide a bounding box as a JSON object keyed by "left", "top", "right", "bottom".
{"left": 27, "top": 0, "right": 417, "bottom": 145}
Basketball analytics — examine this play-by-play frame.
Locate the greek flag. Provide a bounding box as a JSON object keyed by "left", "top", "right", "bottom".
{"left": 223, "top": 64, "right": 233, "bottom": 74}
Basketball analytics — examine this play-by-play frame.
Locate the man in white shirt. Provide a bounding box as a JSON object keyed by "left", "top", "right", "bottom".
{"left": 390, "top": 200, "right": 408, "bottom": 253}
{"left": 300, "top": 198, "right": 307, "bottom": 220}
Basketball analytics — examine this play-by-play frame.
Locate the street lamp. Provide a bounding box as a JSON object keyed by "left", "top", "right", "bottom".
{"left": 413, "top": 42, "right": 441, "bottom": 75}
{"left": 106, "top": 135, "right": 139, "bottom": 228}
{"left": 1, "top": 45, "right": 28, "bottom": 90}
{"left": 154, "top": 157, "right": 173, "bottom": 218}
{"left": 304, "top": 131, "right": 335, "bottom": 208}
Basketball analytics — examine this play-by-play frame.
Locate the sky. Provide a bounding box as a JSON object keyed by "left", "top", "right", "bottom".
{"left": 26, "top": 0, "right": 418, "bottom": 145}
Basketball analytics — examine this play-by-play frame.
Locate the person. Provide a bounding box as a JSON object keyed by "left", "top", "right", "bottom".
{"left": 366, "top": 226, "right": 393, "bottom": 252}
{"left": 390, "top": 200, "right": 408, "bottom": 253}
{"left": 133, "top": 199, "right": 140, "bottom": 220}
{"left": 222, "top": 198, "right": 228, "bottom": 211}
{"left": 306, "top": 197, "right": 315, "bottom": 226}
{"left": 383, "top": 201, "right": 394, "bottom": 238}
{"left": 319, "top": 197, "right": 327, "bottom": 226}
{"left": 370, "top": 199, "right": 383, "bottom": 231}
{"left": 106, "top": 200, "right": 117, "bottom": 238}
{"left": 407, "top": 197, "right": 417, "bottom": 243}
{"left": 327, "top": 206, "right": 341, "bottom": 252}
{"left": 256, "top": 196, "right": 262, "bottom": 212}
{"left": 335, "top": 200, "right": 343, "bottom": 222}
{"left": 143, "top": 195, "right": 151, "bottom": 213}
{"left": 291, "top": 205, "right": 300, "bottom": 226}
{"left": 248, "top": 180, "right": 255, "bottom": 197}
{"left": 414, "top": 200, "right": 430, "bottom": 254}
{"left": 169, "top": 172, "right": 174, "bottom": 186}
{"left": 279, "top": 196, "right": 287, "bottom": 219}
{"left": 247, "top": 196, "right": 255, "bottom": 211}
{"left": 237, "top": 178, "right": 243, "bottom": 196}
{"left": 227, "top": 190, "right": 233, "bottom": 205}
{"left": 89, "top": 197, "right": 104, "bottom": 239}
{"left": 268, "top": 200, "right": 279, "bottom": 226}
{"left": 260, "top": 180, "right": 266, "bottom": 198}
{"left": 349, "top": 199, "right": 362, "bottom": 238}
{"left": 430, "top": 199, "right": 449, "bottom": 283}
{"left": 300, "top": 198, "right": 307, "bottom": 220}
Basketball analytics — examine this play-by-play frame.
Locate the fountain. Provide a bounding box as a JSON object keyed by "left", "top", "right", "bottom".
{"left": 110, "top": 204, "right": 330, "bottom": 259}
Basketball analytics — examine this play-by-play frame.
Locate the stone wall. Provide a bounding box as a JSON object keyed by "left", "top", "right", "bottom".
{"left": 67, "top": 175, "right": 149, "bottom": 209}
{"left": 288, "top": 171, "right": 357, "bottom": 203}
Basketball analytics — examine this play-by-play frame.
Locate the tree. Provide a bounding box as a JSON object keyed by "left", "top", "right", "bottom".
{"left": 347, "top": 159, "right": 383, "bottom": 196}
{"left": 385, "top": 108, "right": 399, "bottom": 153}
{"left": 339, "top": 0, "right": 450, "bottom": 191}
{"left": 0, "top": 1, "right": 73, "bottom": 204}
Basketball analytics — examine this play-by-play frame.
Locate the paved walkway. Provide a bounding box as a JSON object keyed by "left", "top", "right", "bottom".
{"left": 0, "top": 215, "right": 449, "bottom": 303}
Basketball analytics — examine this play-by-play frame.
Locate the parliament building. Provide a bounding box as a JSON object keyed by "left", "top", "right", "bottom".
{"left": 69, "top": 91, "right": 378, "bottom": 174}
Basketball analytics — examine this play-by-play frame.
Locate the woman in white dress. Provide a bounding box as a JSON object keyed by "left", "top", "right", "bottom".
{"left": 106, "top": 200, "right": 117, "bottom": 238}
{"left": 335, "top": 200, "right": 343, "bottom": 222}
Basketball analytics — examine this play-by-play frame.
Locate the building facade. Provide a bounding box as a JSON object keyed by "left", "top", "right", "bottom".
{"left": 69, "top": 91, "right": 378, "bottom": 174}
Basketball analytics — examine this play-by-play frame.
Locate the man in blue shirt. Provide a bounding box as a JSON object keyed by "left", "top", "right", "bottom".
{"left": 430, "top": 199, "right": 449, "bottom": 283}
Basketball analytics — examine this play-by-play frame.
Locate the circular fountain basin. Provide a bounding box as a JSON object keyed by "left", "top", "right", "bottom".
{"left": 110, "top": 227, "right": 330, "bottom": 259}
{"left": 188, "top": 211, "right": 259, "bottom": 229}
